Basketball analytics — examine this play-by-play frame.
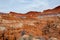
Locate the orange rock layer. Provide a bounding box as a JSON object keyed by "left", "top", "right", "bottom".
{"left": 0, "top": 6, "right": 60, "bottom": 40}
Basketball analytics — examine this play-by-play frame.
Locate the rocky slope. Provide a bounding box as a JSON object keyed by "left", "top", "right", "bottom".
{"left": 0, "top": 6, "right": 60, "bottom": 40}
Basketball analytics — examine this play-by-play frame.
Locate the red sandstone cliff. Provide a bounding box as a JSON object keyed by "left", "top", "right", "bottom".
{"left": 0, "top": 6, "right": 60, "bottom": 40}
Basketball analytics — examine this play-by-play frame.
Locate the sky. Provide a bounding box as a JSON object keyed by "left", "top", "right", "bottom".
{"left": 0, "top": 0, "right": 60, "bottom": 13}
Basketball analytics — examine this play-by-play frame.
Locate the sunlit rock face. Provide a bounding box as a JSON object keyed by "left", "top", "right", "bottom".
{"left": 0, "top": 26, "right": 6, "bottom": 31}
{"left": 0, "top": 6, "right": 60, "bottom": 40}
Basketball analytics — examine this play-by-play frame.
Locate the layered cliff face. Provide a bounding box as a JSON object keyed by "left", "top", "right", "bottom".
{"left": 0, "top": 6, "right": 60, "bottom": 40}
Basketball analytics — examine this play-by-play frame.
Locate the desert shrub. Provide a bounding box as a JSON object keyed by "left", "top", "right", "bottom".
{"left": 28, "top": 34, "right": 33, "bottom": 40}
{"left": 21, "top": 30, "right": 26, "bottom": 36}
{"left": 35, "top": 36, "right": 46, "bottom": 40}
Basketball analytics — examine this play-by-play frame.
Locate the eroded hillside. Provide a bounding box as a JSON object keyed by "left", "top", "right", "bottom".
{"left": 0, "top": 6, "right": 60, "bottom": 40}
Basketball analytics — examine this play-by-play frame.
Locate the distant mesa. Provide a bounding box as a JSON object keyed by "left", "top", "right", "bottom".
{"left": 0, "top": 6, "right": 60, "bottom": 15}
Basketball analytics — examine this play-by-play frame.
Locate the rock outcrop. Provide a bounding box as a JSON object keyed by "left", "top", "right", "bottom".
{"left": 0, "top": 6, "right": 60, "bottom": 40}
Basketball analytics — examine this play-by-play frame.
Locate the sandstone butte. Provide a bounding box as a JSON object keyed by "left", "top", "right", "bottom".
{"left": 0, "top": 6, "right": 60, "bottom": 40}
